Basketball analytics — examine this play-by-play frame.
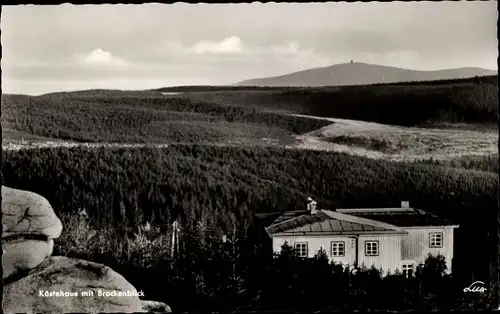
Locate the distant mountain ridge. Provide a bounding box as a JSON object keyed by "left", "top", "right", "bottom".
{"left": 235, "top": 62, "right": 497, "bottom": 87}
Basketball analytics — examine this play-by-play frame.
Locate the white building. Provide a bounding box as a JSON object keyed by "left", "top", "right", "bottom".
{"left": 259, "top": 198, "right": 459, "bottom": 276}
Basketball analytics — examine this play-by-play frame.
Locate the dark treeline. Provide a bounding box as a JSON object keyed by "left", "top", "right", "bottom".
{"left": 1, "top": 94, "right": 330, "bottom": 143}
{"left": 153, "top": 74, "right": 497, "bottom": 92}
{"left": 369, "top": 75, "right": 498, "bottom": 87}
{"left": 178, "top": 75, "right": 498, "bottom": 127}
{"left": 33, "top": 89, "right": 156, "bottom": 98}
{"left": 154, "top": 86, "right": 299, "bottom": 92}
{"left": 2, "top": 145, "right": 497, "bottom": 310}
{"left": 261, "top": 80, "right": 498, "bottom": 126}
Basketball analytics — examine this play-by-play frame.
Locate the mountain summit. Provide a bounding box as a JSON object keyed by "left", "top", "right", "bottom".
{"left": 235, "top": 62, "right": 497, "bottom": 87}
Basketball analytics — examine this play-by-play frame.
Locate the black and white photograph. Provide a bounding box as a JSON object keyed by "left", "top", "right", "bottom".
{"left": 1, "top": 1, "right": 498, "bottom": 313}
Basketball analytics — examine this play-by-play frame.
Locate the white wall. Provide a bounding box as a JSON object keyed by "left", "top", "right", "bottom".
{"left": 272, "top": 234, "right": 403, "bottom": 275}
{"left": 270, "top": 227, "right": 457, "bottom": 275}
{"left": 272, "top": 235, "right": 356, "bottom": 266}
{"left": 401, "top": 227, "right": 456, "bottom": 273}
{"left": 357, "top": 234, "right": 402, "bottom": 275}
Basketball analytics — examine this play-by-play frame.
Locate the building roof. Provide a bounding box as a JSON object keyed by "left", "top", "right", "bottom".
{"left": 271, "top": 210, "right": 310, "bottom": 225}
{"left": 264, "top": 209, "right": 407, "bottom": 237}
{"left": 336, "top": 207, "right": 457, "bottom": 227}
{"left": 254, "top": 210, "right": 309, "bottom": 227}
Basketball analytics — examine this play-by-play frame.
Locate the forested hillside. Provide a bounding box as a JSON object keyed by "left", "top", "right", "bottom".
{"left": 4, "top": 145, "right": 496, "bottom": 225}
{"left": 3, "top": 146, "right": 496, "bottom": 289}
{"left": 2, "top": 75, "right": 496, "bottom": 145}
{"left": 181, "top": 75, "right": 498, "bottom": 127}
{"left": 1, "top": 94, "right": 330, "bottom": 143}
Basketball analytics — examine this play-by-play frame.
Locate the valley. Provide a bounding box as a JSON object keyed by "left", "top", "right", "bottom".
{"left": 2, "top": 3, "right": 498, "bottom": 312}
{"left": 2, "top": 74, "right": 498, "bottom": 312}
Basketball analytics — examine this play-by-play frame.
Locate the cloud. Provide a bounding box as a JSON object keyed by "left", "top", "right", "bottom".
{"left": 192, "top": 36, "right": 244, "bottom": 55}
{"left": 269, "top": 42, "right": 301, "bottom": 55}
{"left": 161, "top": 37, "right": 322, "bottom": 61}
{"left": 77, "top": 48, "right": 129, "bottom": 66}
{"left": 155, "top": 37, "right": 333, "bottom": 75}
{"left": 267, "top": 41, "right": 319, "bottom": 61}
{"left": 3, "top": 39, "right": 332, "bottom": 94}
{"left": 155, "top": 36, "right": 245, "bottom": 56}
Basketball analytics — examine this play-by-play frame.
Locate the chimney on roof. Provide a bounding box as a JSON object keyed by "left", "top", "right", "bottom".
{"left": 306, "top": 197, "right": 318, "bottom": 214}
{"left": 401, "top": 201, "right": 410, "bottom": 208}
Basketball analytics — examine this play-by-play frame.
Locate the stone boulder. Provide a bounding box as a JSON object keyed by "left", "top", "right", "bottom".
{"left": 2, "top": 239, "right": 55, "bottom": 281}
{"left": 2, "top": 186, "right": 171, "bottom": 313}
{"left": 2, "top": 186, "right": 62, "bottom": 239}
{"left": 3, "top": 256, "right": 144, "bottom": 314}
{"left": 2, "top": 186, "right": 63, "bottom": 280}
{"left": 140, "top": 300, "right": 172, "bottom": 313}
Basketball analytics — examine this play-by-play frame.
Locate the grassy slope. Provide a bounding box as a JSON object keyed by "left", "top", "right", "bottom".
{"left": 291, "top": 115, "right": 498, "bottom": 162}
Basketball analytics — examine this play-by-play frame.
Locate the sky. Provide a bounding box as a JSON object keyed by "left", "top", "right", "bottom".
{"left": 2, "top": 2, "right": 498, "bottom": 95}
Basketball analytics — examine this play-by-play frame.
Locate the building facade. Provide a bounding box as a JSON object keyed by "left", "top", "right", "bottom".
{"left": 260, "top": 199, "right": 459, "bottom": 276}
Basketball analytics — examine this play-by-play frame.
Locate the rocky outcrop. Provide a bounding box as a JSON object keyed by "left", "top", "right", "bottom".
{"left": 141, "top": 300, "right": 173, "bottom": 313}
{"left": 2, "top": 186, "right": 62, "bottom": 280}
{"left": 3, "top": 256, "right": 143, "bottom": 313}
{"left": 2, "top": 186, "right": 171, "bottom": 313}
{"left": 2, "top": 239, "right": 55, "bottom": 280}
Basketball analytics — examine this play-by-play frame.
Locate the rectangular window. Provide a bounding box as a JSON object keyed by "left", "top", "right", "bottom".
{"left": 429, "top": 232, "right": 443, "bottom": 248}
{"left": 402, "top": 264, "right": 414, "bottom": 278}
{"left": 294, "top": 242, "right": 308, "bottom": 257}
{"left": 365, "top": 240, "right": 379, "bottom": 256}
{"left": 331, "top": 241, "right": 345, "bottom": 257}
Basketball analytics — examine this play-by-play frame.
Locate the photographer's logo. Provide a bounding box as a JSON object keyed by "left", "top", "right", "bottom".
{"left": 463, "top": 281, "right": 487, "bottom": 294}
